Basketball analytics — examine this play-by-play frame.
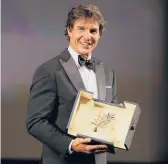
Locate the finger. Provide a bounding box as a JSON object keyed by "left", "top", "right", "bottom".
{"left": 92, "top": 149, "right": 108, "bottom": 154}
{"left": 78, "top": 138, "right": 91, "bottom": 144}
{"left": 84, "top": 144, "right": 107, "bottom": 151}
{"left": 94, "top": 150, "right": 107, "bottom": 154}
{"left": 95, "top": 144, "right": 108, "bottom": 149}
{"left": 84, "top": 148, "right": 108, "bottom": 154}
{"left": 83, "top": 145, "right": 98, "bottom": 151}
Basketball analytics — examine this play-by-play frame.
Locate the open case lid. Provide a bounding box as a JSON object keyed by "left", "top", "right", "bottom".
{"left": 67, "top": 90, "right": 141, "bottom": 151}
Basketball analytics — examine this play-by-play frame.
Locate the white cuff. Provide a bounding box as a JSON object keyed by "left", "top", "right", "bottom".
{"left": 68, "top": 140, "right": 74, "bottom": 154}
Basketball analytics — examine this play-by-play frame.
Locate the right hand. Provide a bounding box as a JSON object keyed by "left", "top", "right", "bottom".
{"left": 71, "top": 138, "right": 108, "bottom": 154}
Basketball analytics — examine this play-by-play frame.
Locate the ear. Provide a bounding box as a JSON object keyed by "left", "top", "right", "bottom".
{"left": 98, "top": 34, "right": 100, "bottom": 40}
{"left": 67, "top": 27, "right": 72, "bottom": 38}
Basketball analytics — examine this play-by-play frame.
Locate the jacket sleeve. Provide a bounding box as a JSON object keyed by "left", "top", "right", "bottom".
{"left": 26, "top": 66, "right": 72, "bottom": 156}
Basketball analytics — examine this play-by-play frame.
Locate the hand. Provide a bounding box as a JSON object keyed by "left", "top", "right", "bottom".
{"left": 71, "top": 138, "right": 108, "bottom": 154}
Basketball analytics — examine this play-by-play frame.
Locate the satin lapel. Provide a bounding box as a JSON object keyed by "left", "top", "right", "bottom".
{"left": 59, "top": 56, "right": 85, "bottom": 91}
{"left": 95, "top": 62, "right": 106, "bottom": 101}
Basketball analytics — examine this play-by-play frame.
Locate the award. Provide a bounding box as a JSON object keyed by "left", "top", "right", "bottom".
{"left": 67, "top": 90, "right": 141, "bottom": 152}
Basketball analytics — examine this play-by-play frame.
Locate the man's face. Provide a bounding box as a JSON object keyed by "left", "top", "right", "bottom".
{"left": 67, "top": 17, "right": 100, "bottom": 58}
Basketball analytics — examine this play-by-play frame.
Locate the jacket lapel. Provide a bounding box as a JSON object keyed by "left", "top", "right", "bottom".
{"left": 59, "top": 49, "right": 106, "bottom": 100}
{"left": 95, "top": 61, "right": 106, "bottom": 101}
{"left": 59, "top": 49, "right": 85, "bottom": 91}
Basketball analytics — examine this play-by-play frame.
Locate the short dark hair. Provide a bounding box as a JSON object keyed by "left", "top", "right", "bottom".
{"left": 64, "top": 4, "right": 105, "bottom": 40}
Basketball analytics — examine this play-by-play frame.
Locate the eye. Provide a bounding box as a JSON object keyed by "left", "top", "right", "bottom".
{"left": 78, "top": 27, "right": 85, "bottom": 31}
{"left": 90, "top": 29, "right": 98, "bottom": 34}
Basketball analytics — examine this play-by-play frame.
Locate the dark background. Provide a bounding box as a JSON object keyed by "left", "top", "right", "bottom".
{"left": 1, "top": 0, "right": 168, "bottom": 163}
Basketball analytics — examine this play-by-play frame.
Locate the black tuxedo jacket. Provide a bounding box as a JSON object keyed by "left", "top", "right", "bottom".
{"left": 27, "top": 49, "right": 117, "bottom": 164}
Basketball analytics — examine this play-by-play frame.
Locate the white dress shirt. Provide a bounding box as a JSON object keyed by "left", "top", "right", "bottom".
{"left": 67, "top": 46, "right": 98, "bottom": 153}
{"left": 68, "top": 46, "right": 98, "bottom": 99}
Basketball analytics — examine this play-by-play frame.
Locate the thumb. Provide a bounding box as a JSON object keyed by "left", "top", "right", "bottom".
{"left": 79, "top": 138, "right": 91, "bottom": 144}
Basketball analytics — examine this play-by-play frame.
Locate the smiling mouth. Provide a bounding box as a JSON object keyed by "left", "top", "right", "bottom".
{"left": 80, "top": 42, "right": 92, "bottom": 48}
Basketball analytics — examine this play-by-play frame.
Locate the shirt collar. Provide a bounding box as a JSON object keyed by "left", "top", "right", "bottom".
{"left": 68, "top": 46, "right": 91, "bottom": 67}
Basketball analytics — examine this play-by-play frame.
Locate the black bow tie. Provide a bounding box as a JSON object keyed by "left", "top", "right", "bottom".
{"left": 78, "top": 55, "right": 95, "bottom": 71}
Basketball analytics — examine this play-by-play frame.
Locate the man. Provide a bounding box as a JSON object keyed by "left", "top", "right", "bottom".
{"left": 27, "top": 4, "right": 117, "bottom": 164}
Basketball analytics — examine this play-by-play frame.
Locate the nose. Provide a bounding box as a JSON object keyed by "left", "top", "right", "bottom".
{"left": 83, "top": 30, "right": 91, "bottom": 40}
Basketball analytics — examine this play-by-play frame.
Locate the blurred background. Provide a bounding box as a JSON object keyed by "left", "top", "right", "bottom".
{"left": 1, "top": 0, "right": 168, "bottom": 163}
